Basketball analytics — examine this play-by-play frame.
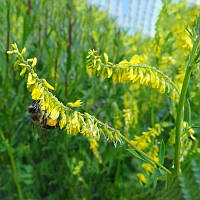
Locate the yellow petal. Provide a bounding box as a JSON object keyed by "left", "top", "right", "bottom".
{"left": 59, "top": 112, "right": 67, "bottom": 129}
{"left": 27, "top": 73, "right": 36, "bottom": 88}
{"left": 11, "top": 43, "right": 17, "bottom": 50}
{"left": 32, "top": 73, "right": 37, "bottom": 78}
{"left": 137, "top": 173, "right": 147, "bottom": 184}
{"left": 104, "top": 53, "right": 108, "bottom": 63}
{"left": 7, "top": 51, "right": 14, "bottom": 54}
{"left": 27, "top": 58, "right": 34, "bottom": 62}
{"left": 67, "top": 100, "right": 82, "bottom": 107}
{"left": 20, "top": 67, "right": 26, "bottom": 76}
{"left": 107, "top": 67, "right": 112, "bottom": 78}
{"left": 119, "top": 60, "right": 129, "bottom": 67}
{"left": 21, "top": 48, "right": 26, "bottom": 56}
{"left": 50, "top": 107, "right": 60, "bottom": 120}
{"left": 31, "top": 86, "right": 43, "bottom": 100}
{"left": 130, "top": 55, "right": 140, "bottom": 64}
{"left": 19, "top": 63, "right": 27, "bottom": 67}
{"left": 31, "top": 57, "right": 37, "bottom": 67}
{"left": 42, "top": 79, "right": 54, "bottom": 90}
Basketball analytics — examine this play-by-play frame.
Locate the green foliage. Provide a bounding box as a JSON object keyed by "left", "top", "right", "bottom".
{"left": 0, "top": 0, "right": 200, "bottom": 199}
{"left": 155, "top": 153, "right": 200, "bottom": 200}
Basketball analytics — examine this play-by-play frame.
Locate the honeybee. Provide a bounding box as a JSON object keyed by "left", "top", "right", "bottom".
{"left": 28, "top": 101, "right": 58, "bottom": 129}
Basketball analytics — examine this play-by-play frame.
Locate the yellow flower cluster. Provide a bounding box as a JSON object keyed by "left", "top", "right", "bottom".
{"left": 8, "top": 44, "right": 122, "bottom": 160}
{"left": 73, "top": 161, "right": 84, "bottom": 176}
{"left": 113, "top": 102, "right": 123, "bottom": 129}
{"left": 86, "top": 49, "right": 180, "bottom": 95}
{"left": 131, "top": 124, "right": 163, "bottom": 180}
{"left": 88, "top": 136, "right": 102, "bottom": 163}
{"left": 131, "top": 124, "right": 163, "bottom": 151}
{"left": 137, "top": 173, "right": 147, "bottom": 184}
{"left": 123, "top": 93, "right": 138, "bottom": 129}
{"left": 173, "top": 24, "right": 192, "bottom": 55}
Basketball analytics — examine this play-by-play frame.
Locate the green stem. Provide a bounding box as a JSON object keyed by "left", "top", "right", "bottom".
{"left": 191, "top": 125, "right": 200, "bottom": 128}
{"left": 6, "top": 0, "right": 10, "bottom": 86}
{"left": 174, "top": 65, "right": 192, "bottom": 175}
{"left": 151, "top": 96, "right": 155, "bottom": 127}
{"left": 0, "top": 129, "right": 23, "bottom": 200}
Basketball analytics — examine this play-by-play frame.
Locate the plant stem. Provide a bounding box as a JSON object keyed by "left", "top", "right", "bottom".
{"left": 119, "top": 132, "right": 171, "bottom": 174}
{"left": 0, "top": 129, "right": 23, "bottom": 200}
{"left": 65, "top": 0, "right": 73, "bottom": 98}
{"left": 191, "top": 125, "right": 200, "bottom": 128}
{"left": 6, "top": 0, "right": 10, "bottom": 85}
{"left": 174, "top": 65, "right": 192, "bottom": 175}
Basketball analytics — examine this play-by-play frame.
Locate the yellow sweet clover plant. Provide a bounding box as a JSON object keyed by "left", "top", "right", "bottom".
{"left": 86, "top": 39, "right": 180, "bottom": 183}
{"left": 8, "top": 43, "right": 122, "bottom": 163}
{"left": 8, "top": 43, "right": 172, "bottom": 174}
{"left": 131, "top": 124, "right": 163, "bottom": 179}
{"left": 7, "top": 3, "right": 200, "bottom": 186}
{"left": 86, "top": 11, "right": 200, "bottom": 180}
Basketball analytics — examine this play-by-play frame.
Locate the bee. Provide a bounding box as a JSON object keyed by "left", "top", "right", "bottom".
{"left": 28, "top": 101, "right": 58, "bottom": 129}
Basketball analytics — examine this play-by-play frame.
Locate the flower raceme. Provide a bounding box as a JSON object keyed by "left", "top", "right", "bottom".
{"left": 7, "top": 43, "right": 122, "bottom": 161}
{"left": 86, "top": 50, "right": 180, "bottom": 96}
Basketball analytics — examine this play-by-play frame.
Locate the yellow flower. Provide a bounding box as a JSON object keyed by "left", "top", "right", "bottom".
{"left": 142, "top": 132, "right": 151, "bottom": 142}
{"left": 131, "top": 137, "right": 149, "bottom": 150}
{"left": 89, "top": 136, "right": 102, "bottom": 163}
{"left": 42, "top": 79, "right": 54, "bottom": 90}
{"left": 31, "top": 57, "right": 37, "bottom": 67}
{"left": 21, "top": 48, "right": 26, "bottom": 56}
{"left": 188, "top": 128, "right": 194, "bottom": 135}
{"left": 148, "top": 146, "right": 159, "bottom": 163}
{"left": 119, "top": 60, "right": 129, "bottom": 67}
{"left": 73, "top": 161, "right": 84, "bottom": 175}
{"left": 104, "top": 53, "right": 109, "bottom": 63}
{"left": 123, "top": 109, "right": 132, "bottom": 126}
{"left": 142, "top": 163, "right": 154, "bottom": 174}
{"left": 137, "top": 173, "right": 147, "bottom": 184}
{"left": 20, "top": 67, "right": 26, "bottom": 76}
{"left": 50, "top": 106, "right": 60, "bottom": 120}
{"left": 59, "top": 111, "right": 67, "bottom": 129}
{"left": 7, "top": 51, "right": 14, "bottom": 54}
{"left": 27, "top": 73, "right": 36, "bottom": 88}
{"left": 67, "top": 100, "right": 82, "bottom": 107}
{"left": 31, "top": 85, "right": 43, "bottom": 100}
{"left": 129, "top": 54, "right": 147, "bottom": 64}
{"left": 11, "top": 43, "right": 18, "bottom": 49}
{"left": 67, "top": 111, "right": 80, "bottom": 135}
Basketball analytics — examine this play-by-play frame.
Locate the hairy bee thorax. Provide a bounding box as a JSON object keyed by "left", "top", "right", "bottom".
{"left": 28, "top": 101, "right": 58, "bottom": 129}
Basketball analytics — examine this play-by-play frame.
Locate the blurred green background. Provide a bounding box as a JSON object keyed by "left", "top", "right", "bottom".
{"left": 1, "top": 0, "right": 200, "bottom": 199}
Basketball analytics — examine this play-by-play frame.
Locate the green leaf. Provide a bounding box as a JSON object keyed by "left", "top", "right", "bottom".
{"left": 159, "top": 140, "right": 165, "bottom": 165}
{"left": 127, "top": 149, "right": 153, "bottom": 165}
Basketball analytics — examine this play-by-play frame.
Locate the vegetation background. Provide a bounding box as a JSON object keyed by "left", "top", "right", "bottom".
{"left": 0, "top": 0, "right": 200, "bottom": 199}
